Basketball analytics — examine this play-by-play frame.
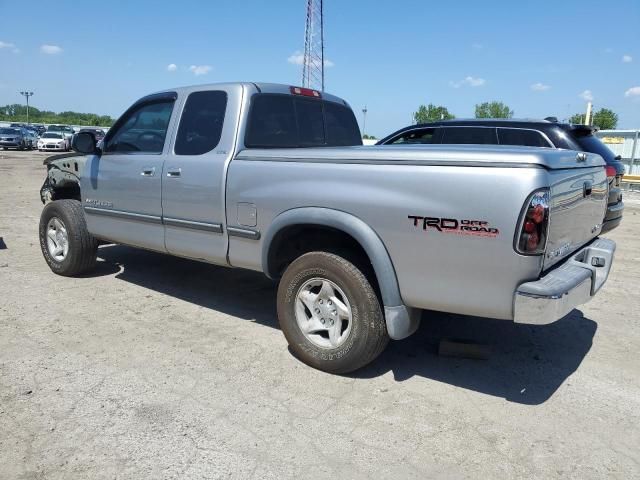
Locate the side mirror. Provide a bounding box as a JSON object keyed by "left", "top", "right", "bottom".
{"left": 72, "top": 132, "right": 99, "bottom": 154}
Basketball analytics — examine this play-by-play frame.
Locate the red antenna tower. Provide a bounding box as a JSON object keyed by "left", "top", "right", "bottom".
{"left": 302, "top": 0, "right": 324, "bottom": 91}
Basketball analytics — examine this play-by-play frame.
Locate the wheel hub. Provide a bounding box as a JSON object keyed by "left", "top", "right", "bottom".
{"left": 46, "top": 217, "right": 69, "bottom": 262}
{"left": 295, "top": 278, "right": 353, "bottom": 349}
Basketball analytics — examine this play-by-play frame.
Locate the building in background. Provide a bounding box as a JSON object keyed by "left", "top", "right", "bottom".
{"left": 596, "top": 129, "right": 640, "bottom": 175}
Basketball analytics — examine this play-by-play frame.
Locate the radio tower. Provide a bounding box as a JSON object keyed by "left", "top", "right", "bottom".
{"left": 302, "top": 0, "right": 324, "bottom": 91}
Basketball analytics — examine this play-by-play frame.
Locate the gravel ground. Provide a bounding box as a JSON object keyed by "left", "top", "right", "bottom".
{"left": 1, "top": 150, "right": 639, "bottom": 479}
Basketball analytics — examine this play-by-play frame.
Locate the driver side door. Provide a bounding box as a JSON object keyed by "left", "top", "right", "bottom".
{"left": 81, "top": 92, "right": 178, "bottom": 252}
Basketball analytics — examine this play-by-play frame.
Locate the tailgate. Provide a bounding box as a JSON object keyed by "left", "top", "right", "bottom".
{"left": 544, "top": 165, "right": 608, "bottom": 270}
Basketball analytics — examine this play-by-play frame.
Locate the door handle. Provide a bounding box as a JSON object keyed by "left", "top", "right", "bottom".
{"left": 140, "top": 166, "right": 155, "bottom": 177}
{"left": 166, "top": 168, "right": 181, "bottom": 178}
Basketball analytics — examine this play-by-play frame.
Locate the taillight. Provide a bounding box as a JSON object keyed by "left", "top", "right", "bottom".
{"left": 516, "top": 189, "right": 550, "bottom": 255}
{"left": 605, "top": 165, "right": 616, "bottom": 180}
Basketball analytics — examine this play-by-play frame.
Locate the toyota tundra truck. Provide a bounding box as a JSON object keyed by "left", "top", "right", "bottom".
{"left": 38, "top": 82, "right": 616, "bottom": 373}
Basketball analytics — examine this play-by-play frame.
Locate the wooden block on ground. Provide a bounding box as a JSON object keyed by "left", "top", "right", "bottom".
{"left": 438, "top": 339, "right": 491, "bottom": 360}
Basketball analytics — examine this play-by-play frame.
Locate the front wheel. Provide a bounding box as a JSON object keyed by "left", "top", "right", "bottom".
{"left": 39, "top": 199, "right": 98, "bottom": 276}
{"left": 277, "top": 252, "right": 389, "bottom": 374}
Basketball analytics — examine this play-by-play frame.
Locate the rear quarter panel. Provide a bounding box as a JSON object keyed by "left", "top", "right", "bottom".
{"left": 226, "top": 158, "right": 548, "bottom": 320}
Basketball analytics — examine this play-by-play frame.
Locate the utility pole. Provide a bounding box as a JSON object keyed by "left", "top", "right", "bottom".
{"left": 362, "top": 106, "right": 368, "bottom": 138}
{"left": 20, "top": 91, "right": 34, "bottom": 125}
{"left": 584, "top": 101, "right": 592, "bottom": 126}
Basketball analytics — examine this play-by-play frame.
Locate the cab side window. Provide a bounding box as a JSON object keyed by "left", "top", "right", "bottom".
{"left": 390, "top": 128, "right": 438, "bottom": 144}
{"left": 104, "top": 100, "right": 174, "bottom": 154}
{"left": 175, "top": 91, "right": 228, "bottom": 155}
{"left": 498, "top": 128, "right": 551, "bottom": 147}
{"left": 441, "top": 127, "right": 497, "bottom": 144}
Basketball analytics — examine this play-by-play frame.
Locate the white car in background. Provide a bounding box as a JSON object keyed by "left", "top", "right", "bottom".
{"left": 38, "top": 132, "right": 69, "bottom": 151}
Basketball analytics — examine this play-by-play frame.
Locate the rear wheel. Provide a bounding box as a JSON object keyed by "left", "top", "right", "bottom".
{"left": 277, "top": 252, "right": 389, "bottom": 374}
{"left": 39, "top": 199, "right": 98, "bottom": 276}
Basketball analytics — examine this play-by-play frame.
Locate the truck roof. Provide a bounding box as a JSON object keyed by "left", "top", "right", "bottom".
{"left": 148, "top": 82, "right": 350, "bottom": 107}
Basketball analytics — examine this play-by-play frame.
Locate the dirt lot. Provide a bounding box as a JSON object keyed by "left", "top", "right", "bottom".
{"left": 1, "top": 149, "right": 639, "bottom": 479}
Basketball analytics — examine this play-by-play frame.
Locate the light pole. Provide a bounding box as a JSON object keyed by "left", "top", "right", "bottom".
{"left": 361, "top": 106, "right": 368, "bottom": 138}
{"left": 20, "top": 91, "right": 34, "bottom": 125}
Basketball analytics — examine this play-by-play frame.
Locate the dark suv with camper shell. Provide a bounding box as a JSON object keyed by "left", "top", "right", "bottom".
{"left": 377, "top": 119, "right": 625, "bottom": 233}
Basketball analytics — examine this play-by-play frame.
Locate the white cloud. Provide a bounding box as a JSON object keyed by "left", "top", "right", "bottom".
{"left": 472, "top": 43, "right": 484, "bottom": 49}
{"left": 287, "top": 51, "right": 304, "bottom": 65}
{"left": 531, "top": 82, "right": 551, "bottom": 91}
{"left": 0, "top": 41, "right": 19, "bottom": 53}
{"left": 189, "top": 65, "right": 212, "bottom": 76}
{"left": 449, "top": 76, "right": 486, "bottom": 88}
{"left": 167, "top": 63, "right": 177, "bottom": 72}
{"left": 40, "top": 44, "right": 63, "bottom": 54}
{"left": 579, "top": 89, "right": 594, "bottom": 102}
{"left": 625, "top": 86, "right": 640, "bottom": 97}
{"left": 622, "top": 55, "right": 632, "bottom": 63}
{"left": 287, "top": 51, "right": 334, "bottom": 67}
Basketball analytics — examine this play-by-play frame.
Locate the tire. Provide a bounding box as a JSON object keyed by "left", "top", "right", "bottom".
{"left": 39, "top": 199, "right": 98, "bottom": 276}
{"left": 277, "top": 252, "right": 389, "bottom": 374}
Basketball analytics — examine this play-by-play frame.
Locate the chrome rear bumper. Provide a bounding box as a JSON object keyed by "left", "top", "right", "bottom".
{"left": 514, "top": 238, "right": 616, "bottom": 325}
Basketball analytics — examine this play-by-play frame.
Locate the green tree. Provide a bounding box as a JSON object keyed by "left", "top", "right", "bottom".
{"left": 569, "top": 108, "right": 618, "bottom": 129}
{"left": 362, "top": 134, "right": 377, "bottom": 140}
{"left": 413, "top": 104, "right": 455, "bottom": 124}
{"left": 592, "top": 108, "right": 618, "bottom": 130}
{"left": 0, "top": 104, "right": 115, "bottom": 127}
{"left": 474, "top": 101, "right": 513, "bottom": 119}
{"left": 569, "top": 113, "right": 585, "bottom": 124}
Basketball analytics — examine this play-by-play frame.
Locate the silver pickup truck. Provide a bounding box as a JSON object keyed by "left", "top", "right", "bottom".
{"left": 38, "top": 82, "right": 616, "bottom": 373}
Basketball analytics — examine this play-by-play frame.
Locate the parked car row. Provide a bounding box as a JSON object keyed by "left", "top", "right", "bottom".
{"left": 0, "top": 123, "right": 106, "bottom": 152}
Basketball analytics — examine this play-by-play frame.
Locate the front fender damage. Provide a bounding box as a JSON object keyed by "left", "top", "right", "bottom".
{"left": 40, "top": 153, "right": 87, "bottom": 204}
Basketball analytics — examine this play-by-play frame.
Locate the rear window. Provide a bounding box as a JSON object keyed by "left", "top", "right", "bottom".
{"left": 245, "top": 94, "right": 361, "bottom": 148}
{"left": 441, "top": 127, "right": 497, "bottom": 144}
{"left": 295, "top": 99, "right": 325, "bottom": 145}
{"left": 324, "top": 101, "right": 361, "bottom": 146}
{"left": 498, "top": 128, "right": 551, "bottom": 147}
{"left": 573, "top": 134, "right": 616, "bottom": 164}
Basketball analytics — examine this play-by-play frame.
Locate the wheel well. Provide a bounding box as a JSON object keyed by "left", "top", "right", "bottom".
{"left": 267, "top": 224, "right": 380, "bottom": 294}
{"left": 52, "top": 184, "right": 81, "bottom": 201}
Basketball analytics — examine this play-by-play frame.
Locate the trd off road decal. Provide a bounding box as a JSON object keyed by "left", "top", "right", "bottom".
{"left": 408, "top": 216, "right": 499, "bottom": 238}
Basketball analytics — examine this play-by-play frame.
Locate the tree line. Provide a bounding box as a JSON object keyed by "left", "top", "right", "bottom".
{"left": 412, "top": 101, "right": 619, "bottom": 130}
{"left": 0, "top": 104, "right": 115, "bottom": 127}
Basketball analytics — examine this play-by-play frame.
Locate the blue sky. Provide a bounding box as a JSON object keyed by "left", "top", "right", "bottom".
{"left": 1, "top": 0, "right": 638, "bottom": 137}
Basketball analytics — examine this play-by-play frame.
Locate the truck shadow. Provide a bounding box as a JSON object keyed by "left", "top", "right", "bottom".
{"left": 94, "top": 244, "right": 279, "bottom": 328}
{"left": 95, "top": 245, "right": 596, "bottom": 405}
{"left": 353, "top": 310, "right": 597, "bottom": 405}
